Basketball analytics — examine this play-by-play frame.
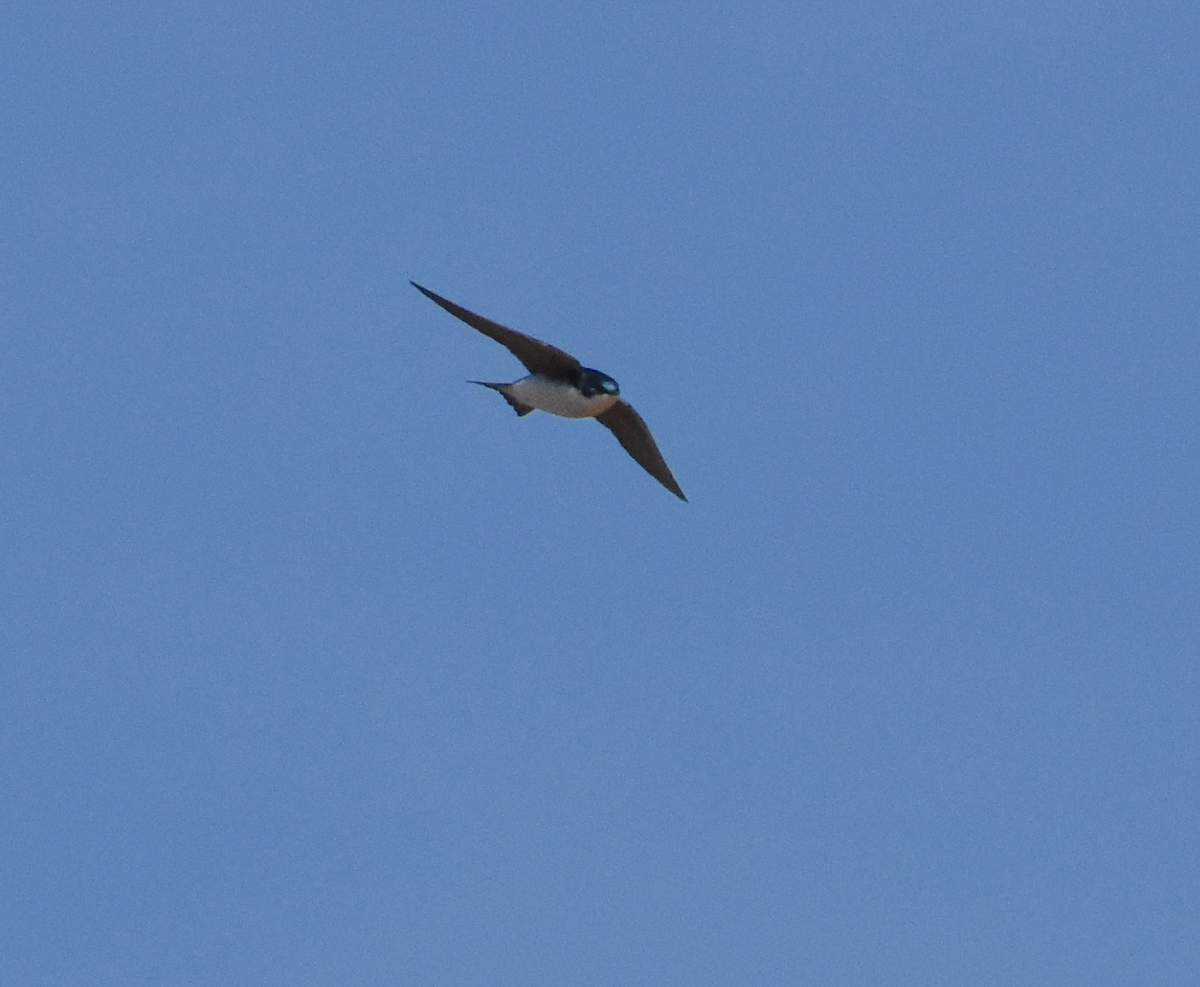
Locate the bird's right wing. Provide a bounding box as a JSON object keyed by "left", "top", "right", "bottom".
{"left": 412, "top": 282, "right": 582, "bottom": 381}
{"left": 595, "top": 400, "right": 687, "bottom": 501}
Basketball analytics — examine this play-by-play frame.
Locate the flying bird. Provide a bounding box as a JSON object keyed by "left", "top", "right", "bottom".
{"left": 412, "top": 282, "right": 686, "bottom": 501}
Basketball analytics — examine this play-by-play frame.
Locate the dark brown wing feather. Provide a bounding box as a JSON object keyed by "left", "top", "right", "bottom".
{"left": 595, "top": 400, "right": 687, "bottom": 501}
{"left": 411, "top": 282, "right": 582, "bottom": 382}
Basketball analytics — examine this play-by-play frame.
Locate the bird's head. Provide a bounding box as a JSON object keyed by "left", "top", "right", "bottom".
{"left": 578, "top": 368, "right": 620, "bottom": 398}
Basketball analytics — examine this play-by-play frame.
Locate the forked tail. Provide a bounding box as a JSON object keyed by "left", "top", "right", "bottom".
{"left": 469, "top": 381, "right": 534, "bottom": 417}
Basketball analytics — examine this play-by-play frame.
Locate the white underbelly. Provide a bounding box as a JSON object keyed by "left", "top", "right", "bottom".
{"left": 507, "top": 375, "right": 618, "bottom": 419}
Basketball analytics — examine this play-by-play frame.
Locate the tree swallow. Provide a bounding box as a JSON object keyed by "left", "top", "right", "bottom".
{"left": 412, "top": 282, "right": 687, "bottom": 501}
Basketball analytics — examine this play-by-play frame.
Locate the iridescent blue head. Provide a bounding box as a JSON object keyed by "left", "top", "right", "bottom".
{"left": 578, "top": 368, "right": 620, "bottom": 398}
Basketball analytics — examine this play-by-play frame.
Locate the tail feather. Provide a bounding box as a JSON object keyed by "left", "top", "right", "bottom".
{"left": 470, "top": 381, "right": 534, "bottom": 416}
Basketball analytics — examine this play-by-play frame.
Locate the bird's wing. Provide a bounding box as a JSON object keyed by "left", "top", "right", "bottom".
{"left": 595, "top": 400, "right": 687, "bottom": 501}
{"left": 412, "top": 282, "right": 582, "bottom": 381}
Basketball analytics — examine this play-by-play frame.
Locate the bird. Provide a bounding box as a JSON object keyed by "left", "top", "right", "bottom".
{"left": 412, "top": 282, "right": 687, "bottom": 501}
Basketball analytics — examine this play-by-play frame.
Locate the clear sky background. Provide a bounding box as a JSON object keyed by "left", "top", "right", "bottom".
{"left": 2, "top": 2, "right": 1197, "bottom": 984}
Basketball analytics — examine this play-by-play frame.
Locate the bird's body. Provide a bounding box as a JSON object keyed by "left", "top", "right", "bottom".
{"left": 479, "top": 375, "right": 620, "bottom": 419}
{"left": 412, "top": 282, "right": 686, "bottom": 501}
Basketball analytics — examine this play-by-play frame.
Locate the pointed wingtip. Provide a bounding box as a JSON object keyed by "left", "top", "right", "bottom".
{"left": 412, "top": 281, "right": 442, "bottom": 303}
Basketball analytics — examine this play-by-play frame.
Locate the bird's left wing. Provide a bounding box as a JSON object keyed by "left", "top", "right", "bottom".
{"left": 595, "top": 400, "right": 687, "bottom": 501}
{"left": 412, "top": 282, "right": 582, "bottom": 382}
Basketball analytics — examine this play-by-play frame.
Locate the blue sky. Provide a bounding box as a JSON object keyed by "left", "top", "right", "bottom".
{"left": 2, "top": 2, "right": 1197, "bottom": 984}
